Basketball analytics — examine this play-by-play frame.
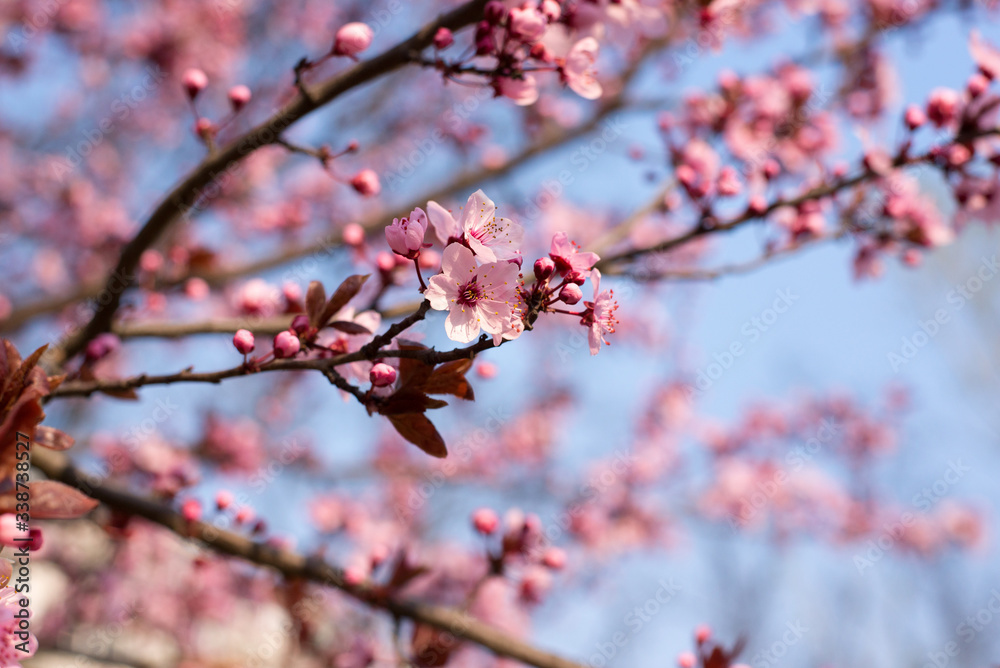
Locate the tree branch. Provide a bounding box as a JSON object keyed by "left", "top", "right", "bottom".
{"left": 50, "top": 0, "right": 490, "bottom": 367}
{"left": 30, "top": 447, "right": 587, "bottom": 668}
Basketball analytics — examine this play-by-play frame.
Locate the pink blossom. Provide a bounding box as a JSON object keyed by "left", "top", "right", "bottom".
{"left": 549, "top": 231, "right": 600, "bottom": 275}
{"left": 582, "top": 269, "right": 619, "bottom": 355}
{"left": 473, "top": 507, "right": 500, "bottom": 534}
{"left": 274, "top": 330, "right": 301, "bottom": 358}
{"left": 370, "top": 362, "right": 397, "bottom": 387}
{"left": 216, "top": 490, "right": 234, "bottom": 510}
{"left": 385, "top": 207, "right": 428, "bottom": 259}
{"left": 970, "top": 30, "right": 1000, "bottom": 80}
{"left": 678, "top": 652, "right": 696, "bottom": 668}
{"left": 425, "top": 244, "right": 522, "bottom": 344}
{"left": 228, "top": 84, "right": 252, "bottom": 110}
{"left": 333, "top": 22, "right": 374, "bottom": 57}
{"left": 233, "top": 329, "right": 255, "bottom": 354}
{"left": 498, "top": 74, "right": 539, "bottom": 106}
{"left": 343, "top": 222, "right": 365, "bottom": 246}
{"left": 0, "top": 589, "right": 36, "bottom": 664}
{"left": 426, "top": 190, "right": 524, "bottom": 262}
{"left": 351, "top": 169, "right": 381, "bottom": 197}
{"left": 509, "top": 6, "right": 547, "bottom": 42}
{"left": 561, "top": 38, "right": 602, "bottom": 100}
{"left": 433, "top": 27, "right": 454, "bottom": 49}
{"left": 234, "top": 278, "right": 281, "bottom": 317}
{"left": 182, "top": 68, "right": 207, "bottom": 98}
{"left": 926, "top": 88, "right": 960, "bottom": 127}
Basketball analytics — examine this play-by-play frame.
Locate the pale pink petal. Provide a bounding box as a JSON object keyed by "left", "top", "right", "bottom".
{"left": 445, "top": 306, "right": 481, "bottom": 342}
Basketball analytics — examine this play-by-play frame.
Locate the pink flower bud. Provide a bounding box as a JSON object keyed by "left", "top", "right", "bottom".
{"left": 902, "top": 248, "right": 922, "bottom": 267}
{"left": 509, "top": 7, "right": 546, "bottom": 41}
{"left": 181, "top": 499, "right": 202, "bottom": 522}
{"left": 473, "top": 508, "right": 500, "bottom": 535}
{"left": 228, "top": 84, "right": 252, "bottom": 110}
{"left": 333, "top": 22, "right": 374, "bottom": 57}
{"left": 26, "top": 528, "right": 42, "bottom": 551}
{"left": 195, "top": 117, "right": 214, "bottom": 139}
{"left": 216, "top": 490, "right": 234, "bottom": 510}
{"left": 283, "top": 281, "right": 303, "bottom": 304}
{"left": 235, "top": 507, "right": 254, "bottom": 524}
{"left": 904, "top": 104, "right": 926, "bottom": 130}
{"left": 534, "top": 257, "right": 556, "bottom": 280}
{"left": 185, "top": 277, "right": 209, "bottom": 300}
{"left": 541, "top": 0, "right": 561, "bottom": 21}
{"left": 695, "top": 624, "right": 712, "bottom": 644}
{"left": 376, "top": 251, "right": 396, "bottom": 273}
{"left": 370, "top": 362, "right": 397, "bottom": 387}
{"left": 542, "top": 547, "right": 567, "bottom": 569}
{"left": 344, "top": 566, "right": 366, "bottom": 585}
{"left": 85, "top": 333, "right": 120, "bottom": 362}
{"left": 233, "top": 329, "right": 255, "bottom": 354}
{"left": 343, "top": 222, "right": 365, "bottom": 246}
{"left": 947, "top": 143, "right": 972, "bottom": 167}
{"left": 433, "top": 27, "right": 454, "bottom": 49}
{"left": 476, "top": 361, "right": 498, "bottom": 379}
{"left": 559, "top": 283, "right": 583, "bottom": 305}
{"left": 564, "top": 271, "right": 586, "bottom": 286}
{"left": 968, "top": 73, "right": 990, "bottom": 98}
{"left": 351, "top": 169, "right": 381, "bottom": 197}
{"left": 926, "top": 88, "right": 960, "bottom": 127}
{"left": 385, "top": 208, "right": 427, "bottom": 258}
{"left": 252, "top": 519, "right": 267, "bottom": 535}
{"left": 273, "top": 330, "right": 301, "bottom": 358}
{"left": 748, "top": 195, "right": 768, "bottom": 215}
{"left": 418, "top": 249, "right": 441, "bottom": 269}
{"left": 716, "top": 166, "right": 742, "bottom": 196}
{"left": 182, "top": 68, "right": 208, "bottom": 99}
{"left": 763, "top": 159, "right": 781, "bottom": 179}
{"left": 678, "top": 652, "right": 697, "bottom": 668}
{"left": 484, "top": 1, "right": 507, "bottom": 24}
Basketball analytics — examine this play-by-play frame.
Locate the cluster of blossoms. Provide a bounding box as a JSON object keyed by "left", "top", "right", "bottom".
{"left": 426, "top": 1, "right": 604, "bottom": 105}
{"left": 384, "top": 189, "right": 618, "bottom": 354}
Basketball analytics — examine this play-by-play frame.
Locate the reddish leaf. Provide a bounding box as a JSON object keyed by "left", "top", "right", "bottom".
{"left": 0, "top": 480, "right": 98, "bottom": 519}
{"left": 0, "top": 344, "right": 46, "bottom": 414}
{"left": 329, "top": 320, "right": 371, "bottom": 335}
{"left": 305, "top": 281, "right": 327, "bottom": 328}
{"left": 319, "top": 274, "right": 369, "bottom": 327}
{"left": 378, "top": 391, "right": 448, "bottom": 415}
{"left": 425, "top": 359, "right": 475, "bottom": 401}
{"left": 395, "top": 342, "right": 434, "bottom": 390}
{"left": 387, "top": 414, "right": 447, "bottom": 458}
{"left": 34, "top": 426, "right": 75, "bottom": 450}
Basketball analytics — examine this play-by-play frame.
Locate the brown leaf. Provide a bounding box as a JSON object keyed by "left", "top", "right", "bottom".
{"left": 387, "top": 414, "right": 447, "bottom": 458}
{"left": 378, "top": 391, "right": 448, "bottom": 415}
{"left": 34, "top": 426, "right": 75, "bottom": 450}
{"left": 0, "top": 480, "right": 98, "bottom": 519}
{"left": 0, "top": 344, "right": 46, "bottom": 414}
{"left": 424, "top": 359, "right": 475, "bottom": 401}
{"left": 305, "top": 281, "right": 327, "bottom": 328}
{"left": 396, "top": 342, "right": 434, "bottom": 391}
{"left": 319, "top": 274, "right": 369, "bottom": 328}
{"left": 329, "top": 321, "right": 371, "bottom": 335}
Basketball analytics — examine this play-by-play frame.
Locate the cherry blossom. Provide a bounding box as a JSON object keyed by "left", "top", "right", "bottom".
{"left": 560, "top": 38, "right": 603, "bottom": 100}
{"left": 581, "top": 269, "right": 619, "bottom": 355}
{"left": 427, "top": 190, "right": 524, "bottom": 262}
{"left": 425, "top": 243, "right": 522, "bottom": 344}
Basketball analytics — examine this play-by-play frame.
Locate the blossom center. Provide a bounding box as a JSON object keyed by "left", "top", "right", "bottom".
{"left": 457, "top": 278, "right": 484, "bottom": 306}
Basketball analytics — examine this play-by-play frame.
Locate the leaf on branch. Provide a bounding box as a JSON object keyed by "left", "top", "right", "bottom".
{"left": 424, "top": 359, "right": 475, "bottom": 401}
{"left": 34, "top": 425, "right": 75, "bottom": 450}
{"left": 329, "top": 321, "right": 371, "bottom": 335}
{"left": 387, "top": 413, "right": 447, "bottom": 458}
{"left": 305, "top": 280, "right": 327, "bottom": 328}
{"left": 319, "top": 274, "right": 369, "bottom": 328}
{"left": 0, "top": 480, "right": 98, "bottom": 519}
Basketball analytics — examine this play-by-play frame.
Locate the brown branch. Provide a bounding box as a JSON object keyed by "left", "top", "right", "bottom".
{"left": 30, "top": 447, "right": 586, "bottom": 668}
{"left": 50, "top": 0, "right": 491, "bottom": 367}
